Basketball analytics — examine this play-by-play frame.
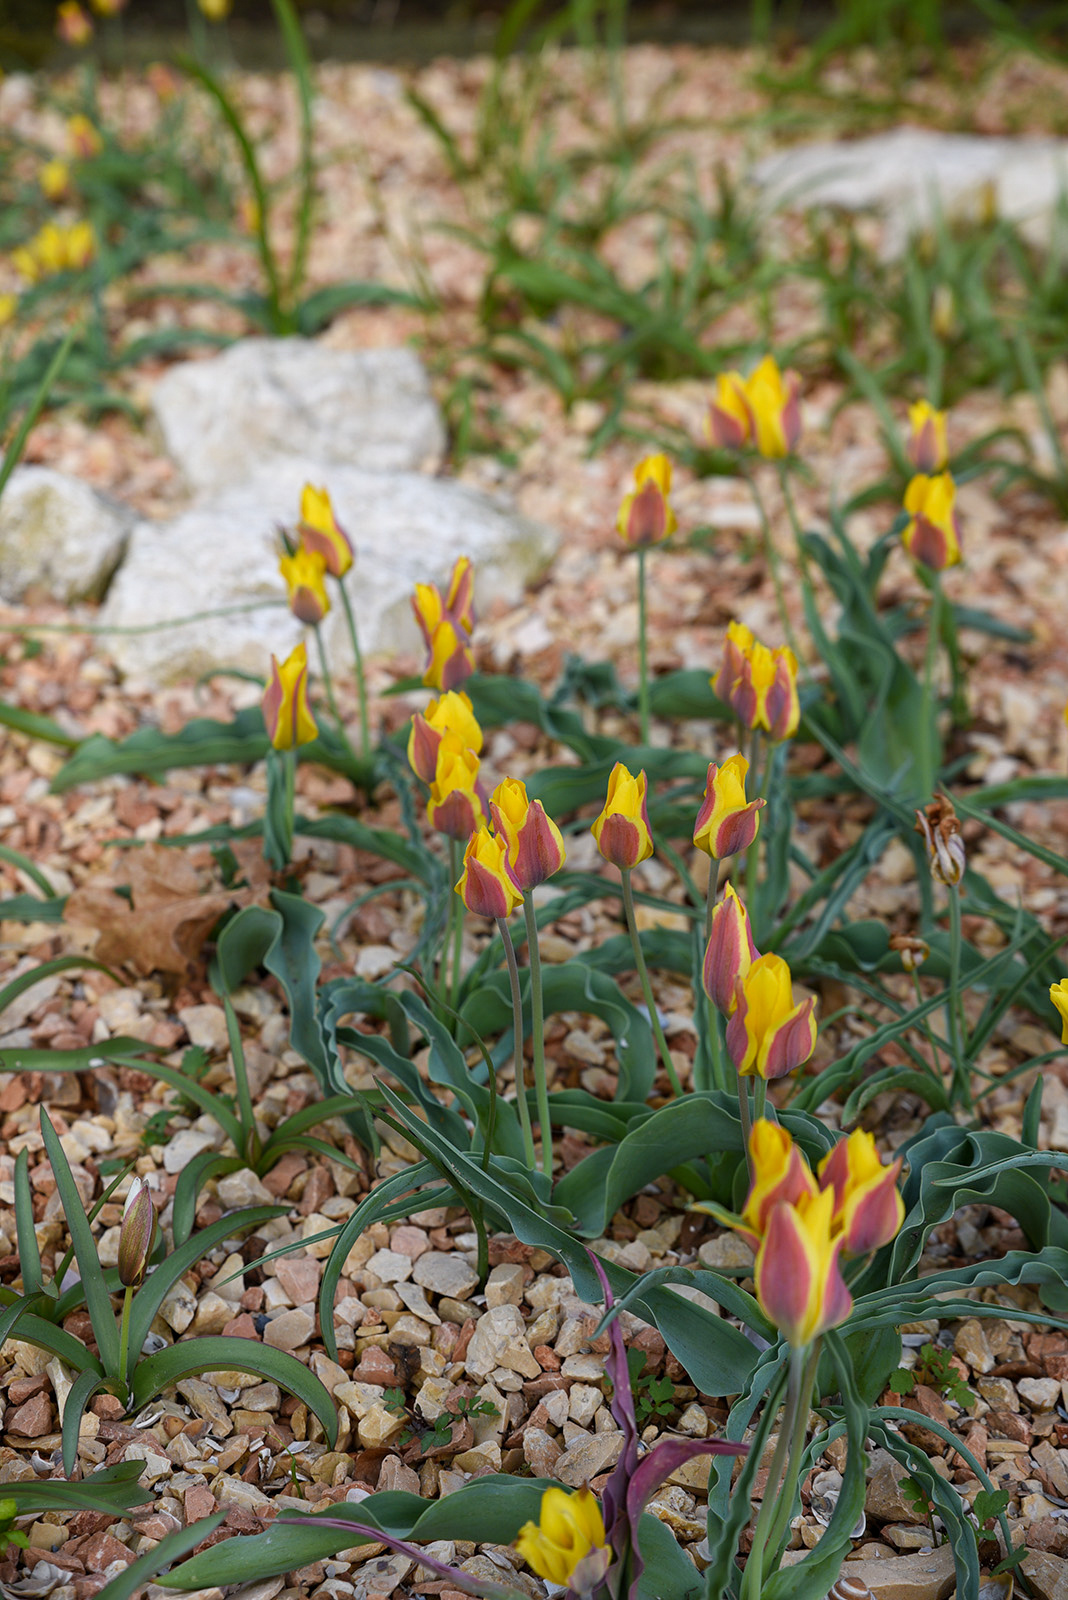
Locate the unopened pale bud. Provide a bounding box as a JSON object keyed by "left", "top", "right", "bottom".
{"left": 117, "top": 1177, "right": 157, "bottom": 1289}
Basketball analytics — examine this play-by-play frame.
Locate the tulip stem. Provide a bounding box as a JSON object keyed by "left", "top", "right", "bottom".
{"left": 523, "top": 897, "right": 554, "bottom": 1179}
{"left": 497, "top": 917, "right": 537, "bottom": 1170}
{"left": 753, "top": 1075, "right": 769, "bottom": 1125}
{"left": 920, "top": 579, "right": 944, "bottom": 798}
{"left": 313, "top": 624, "right": 347, "bottom": 742}
{"left": 621, "top": 868, "right": 682, "bottom": 1097}
{"left": 746, "top": 467, "right": 800, "bottom": 664}
{"left": 760, "top": 1340, "right": 823, "bottom": 1568}
{"left": 337, "top": 583, "right": 372, "bottom": 763}
{"left": 447, "top": 838, "right": 464, "bottom": 1014}
{"left": 116, "top": 1284, "right": 135, "bottom": 1399}
{"left": 946, "top": 883, "right": 973, "bottom": 1112}
{"left": 912, "top": 973, "right": 943, "bottom": 1085}
{"left": 636, "top": 547, "right": 651, "bottom": 745}
{"left": 738, "top": 1076, "right": 753, "bottom": 1179}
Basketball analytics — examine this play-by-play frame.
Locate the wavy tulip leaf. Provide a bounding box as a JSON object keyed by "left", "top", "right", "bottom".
{"left": 3, "top": 1462, "right": 153, "bottom": 1517}
{"left": 129, "top": 1337, "right": 337, "bottom": 1447}
{"left": 41, "top": 1110, "right": 120, "bottom": 1375}
{"left": 95, "top": 1515, "right": 226, "bottom": 1600}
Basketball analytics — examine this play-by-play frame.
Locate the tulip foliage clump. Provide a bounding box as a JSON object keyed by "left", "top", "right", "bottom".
{"left": 14, "top": 363, "right": 1068, "bottom": 1600}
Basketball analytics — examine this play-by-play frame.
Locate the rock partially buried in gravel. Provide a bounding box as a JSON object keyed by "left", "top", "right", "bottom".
{"left": 413, "top": 1251, "right": 479, "bottom": 1300}
{"left": 100, "top": 461, "right": 558, "bottom": 685}
{"left": 0, "top": 466, "right": 132, "bottom": 604}
{"left": 840, "top": 1545, "right": 956, "bottom": 1600}
{"left": 555, "top": 1430, "right": 623, "bottom": 1487}
{"left": 152, "top": 340, "right": 445, "bottom": 493}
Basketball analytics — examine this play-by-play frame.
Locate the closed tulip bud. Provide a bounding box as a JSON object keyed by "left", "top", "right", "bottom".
{"left": 889, "top": 932, "right": 929, "bottom": 973}
{"left": 726, "top": 952, "right": 817, "bottom": 1080}
{"left": 490, "top": 777, "right": 566, "bottom": 890}
{"left": 592, "top": 762, "right": 654, "bottom": 870}
{"left": 423, "top": 616, "right": 475, "bottom": 691}
{"left": 39, "top": 160, "right": 71, "bottom": 201}
{"left": 67, "top": 114, "right": 102, "bottom": 159}
{"left": 902, "top": 471, "right": 962, "bottom": 572}
{"left": 117, "top": 1177, "right": 157, "bottom": 1289}
{"left": 1050, "top": 978, "right": 1068, "bottom": 1044}
{"left": 702, "top": 883, "right": 757, "bottom": 1016}
{"left": 755, "top": 1187, "right": 852, "bottom": 1349}
{"left": 427, "top": 731, "right": 485, "bottom": 840}
{"left": 818, "top": 1129, "right": 904, "bottom": 1257}
{"left": 299, "top": 484, "right": 353, "bottom": 578}
{"left": 914, "top": 795, "right": 965, "bottom": 887}
{"left": 713, "top": 620, "right": 756, "bottom": 717}
{"left": 412, "top": 557, "right": 475, "bottom": 649}
{"left": 279, "top": 544, "right": 330, "bottom": 625}
{"left": 515, "top": 1487, "right": 609, "bottom": 1592}
{"left": 407, "top": 690, "right": 482, "bottom": 785}
{"left": 694, "top": 753, "right": 765, "bottom": 859}
{"left": 457, "top": 826, "right": 523, "bottom": 920}
{"left": 738, "top": 1119, "right": 817, "bottom": 1249}
{"left": 262, "top": 640, "right": 318, "bottom": 751}
{"left": 733, "top": 641, "right": 800, "bottom": 742}
{"left": 57, "top": 1, "right": 93, "bottom": 44}
{"left": 0, "top": 295, "right": 16, "bottom": 329}
{"left": 706, "top": 372, "right": 752, "bottom": 451}
{"left": 743, "top": 355, "right": 802, "bottom": 459}
{"left": 906, "top": 400, "right": 948, "bottom": 474}
{"left": 617, "top": 453, "right": 677, "bottom": 548}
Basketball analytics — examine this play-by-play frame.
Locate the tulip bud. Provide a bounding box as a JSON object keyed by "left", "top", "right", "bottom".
{"left": 889, "top": 933, "right": 929, "bottom": 973}
{"left": 515, "top": 1487, "right": 609, "bottom": 1592}
{"left": 279, "top": 543, "right": 330, "bottom": 625}
{"left": 702, "top": 883, "right": 757, "bottom": 1015}
{"left": 914, "top": 795, "right": 965, "bottom": 887}
{"left": 412, "top": 557, "right": 475, "bottom": 648}
{"left": 262, "top": 640, "right": 318, "bottom": 751}
{"left": 742, "top": 355, "right": 802, "bottom": 459}
{"left": 906, "top": 400, "right": 948, "bottom": 474}
{"left": 902, "top": 472, "right": 962, "bottom": 572}
{"left": 67, "top": 114, "right": 102, "bottom": 159}
{"left": 738, "top": 1119, "right": 817, "bottom": 1249}
{"left": 456, "top": 826, "right": 523, "bottom": 920}
{"left": 726, "top": 952, "right": 817, "bottom": 1080}
{"left": 117, "top": 1177, "right": 157, "bottom": 1289}
{"left": 694, "top": 753, "right": 765, "bottom": 860}
{"left": 1050, "top": 978, "right": 1068, "bottom": 1044}
{"left": 427, "top": 731, "right": 485, "bottom": 841}
{"left": 591, "top": 762, "right": 654, "bottom": 870}
{"left": 423, "top": 616, "right": 475, "bottom": 692}
{"left": 57, "top": 1, "right": 93, "bottom": 44}
{"left": 818, "top": 1129, "right": 904, "bottom": 1257}
{"left": 39, "top": 160, "right": 71, "bottom": 202}
{"left": 732, "top": 641, "right": 800, "bottom": 742}
{"left": 754, "top": 1188, "right": 852, "bottom": 1349}
{"left": 713, "top": 621, "right": 756, "bottom": 717}
{"left": 407, "top": 691, "right": 482, "bottom": 785}
{"left": 706, "top": 372, "right": 752, "bottom": 452}
{"left": 299, "top": 484, "right": 353, "bottom": 579}
{"left": 490, "top": 778, "right": 566, "bottom": 890}
{"left": 616, "top": 453, "right": 677, "bottom": 548}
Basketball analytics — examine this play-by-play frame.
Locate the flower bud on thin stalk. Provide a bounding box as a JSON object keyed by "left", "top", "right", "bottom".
{"left": 298, "top": 483, "right": 371, "bottom": 760}
{"left": 915, "top": 795, "right": 972, "bottom": 1112}
{"left": 616, "top": 454, "right": 677, "bottom": 746}
{"left": 116, "top": 1178, "right": 157, "bottom": 1400}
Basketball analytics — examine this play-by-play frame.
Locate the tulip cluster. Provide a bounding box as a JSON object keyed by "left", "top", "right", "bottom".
{"left": 723, "top": 1120, "right": 904, "bottom": 1349}
{"left": 412, "top": 556, "right": 476, "bottom": 692}
{"left": 715, "top": 621, "right": 800, "bottom": 743}
{"left": 703, "top": 883, "right": 816, "bottom": 1081}
{"left": 707, "top": 354, "right": 802, "bottom": 459}
{"left": 12, "top": 220, "right": 94, "bottom": 284}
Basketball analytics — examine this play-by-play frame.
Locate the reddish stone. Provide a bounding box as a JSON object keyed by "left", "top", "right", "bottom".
{"left": 298, "top": 1166, "right": 334, "bottom": 1217}
{"left": 65, "top": 1513, "right": 115, "bottom": 1540}
{"left": 239, "top": 1286, "right": 265, "bottom": 1312}
{"left": 90, "top": 1395, "right": 125, "bottom": 1420}
{"left": 223, "top": 1508, "right": 263, "bottom": 1534}
{"left": 183, "top": 1485, "right": 217, "bottom": 1524}
{"left": 903, "top": 1384, "right": 949, "bottom": 1426}
{"left": 1045, "top": 1354, "right": 1068, "bottom": 1382}
{"left": 987, "top": 1410, "right": 1031, "bottom": 1444}
{"left": 6, "top": 1375, "right": 49, "bottom": 1406}
{"left": 534, "top": 1345, "right": 561, "bottom": 1371}
{"left": 6, "top": 1394, "right": 53, "bottom": 1436}
{"left": 77, "top": 1532, "right": 134, "bottom": 1569}
{"left": 221, "top": 1313, "right": 259, "bottom": 1340}
{"left": 25, "top": 1549, "right": 83, "bottom": 1574}
{"left": 523, "top": 1375, "right": 571, "bottom": 1398}
{"left": 352, "top": 1347, "right": 397, "bottom": 1386}
{"left": 262, "top": 1152, "right": 307, "bottom": 1198}
{"left": 452, "top": 1320, "right": 476, "bottom": 1365}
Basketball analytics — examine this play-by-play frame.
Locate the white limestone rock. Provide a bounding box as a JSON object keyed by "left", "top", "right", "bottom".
{"left": 151, "top": 340, "right": 445, "bottom": 492}
{"left": 0, "top": 466, "right": 132, "bottom": 602}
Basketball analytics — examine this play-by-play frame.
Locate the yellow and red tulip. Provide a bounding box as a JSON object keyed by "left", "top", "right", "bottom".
{"left": 456, "top": 826, "right": 523, "bottom": 920}
{"left": 299, "top": 484, "right": 353, "bottom": 579}
{"left": 0, "top": 296, "right": 16, "bottom": 329}
{"left": 1051, "top": 979, "right": 1068, "bottom": 1044}
{"left": 616, "top": 453, "right": 677, "bottom": 548}
{"left": 755, "top": 1186, "right": 852, "bottom": 1348}
{"left": 279, "top": 544, "right": 330, "bottom": 626}
{"left": 742, "top": 355, "right": 802, "bottom": 459}
{"left": 261, "top": 641, "right": 318, "bottom": 751}
{"left": 412, "top": 556, "right": 475, "bottom": 649}
{"left": 731, "top": 640, "right": 800, "bottom": 742}
{"left": 906, "top": 400, "right": 948, "bottom": 475}
{"left": 706, "top": 372, "right": 752, "bottom": 452}
{"left": 39, "top": 160, "right": 71, "bottom": 201}
{"left": 67, "top": 114, "right": 102, "bottom": 159}
{"left": 714, "top": 620, "right": 756, "bottom": 719}
{"left": 818, "top": 1129, "right": 904, "bottom": 1257}
{"left": 56, "top": 0, "right": 93, "bottom": 44}
{"left": 902, "top": 471, "right": 961, "bottom": 572}
{"left": 426, "top": 731, "right": 485, "bottom": 841}
{"left": 737, "top": 1119, "right": 817, "bottom": 1250}
{"left": 407, "top": 691, "right": 482, "bottom": 785}
{"left": 726, "top": 952, "right": 817, "bottom": 1081}
{"left": 702, "top": 883, "right": 758, "bottom": 1016}
{"left": 423, "top": 616, "right": 475, "bottom": 692}
{"left": 490, "top": 777, "right": 566, "bottom": 891}
{"left": 515, "top": 1486, "right": 609, "bottom": 1592}
{"left": 592, "top": 762, "right": 654, "bottom": 870}
{"left": 693, "top": 753, "right": 765, "bottom": 860}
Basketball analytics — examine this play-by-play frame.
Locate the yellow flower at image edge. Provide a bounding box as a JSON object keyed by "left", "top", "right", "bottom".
{"left": 515, "top": 1487, "right": 609, "bottom": 1591}
{"left": 0, "top": 295, "right": 17, "bottom": 329}
{"left": 1051, "top": 979, "right": 1068, "bottom": 1045}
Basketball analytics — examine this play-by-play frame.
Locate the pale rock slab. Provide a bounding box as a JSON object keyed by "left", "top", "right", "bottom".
{"left": 151, "top": 340, "right": 445, "bottom": 493}
{"left": 100, "top": 460, "right": 557, "bottom": 686}
{"left": 0, "top": 466, "right": 132, "bottom": 603}
{"left": 755, "top": 127, "right": 1068, "bottom": 255}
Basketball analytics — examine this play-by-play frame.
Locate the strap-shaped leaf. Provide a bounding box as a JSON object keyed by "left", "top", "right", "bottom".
{"left": 129, "top": 1337, "right": 337, "bottom": 1448}
{"left": 14, "top": 1148, "right": 42, "bottom": 1298}
{"left": 41, "top": 1109, "right": 120, "bottom": 1374}
{"left": 93, "top": 1514, "right": 226, "bottom": 1600}
{"left": 4, "top": 1462, "right": 152, "bottom": 1517}
{"left": 61, "top": 1368, "right": 108, "bottom": 1477}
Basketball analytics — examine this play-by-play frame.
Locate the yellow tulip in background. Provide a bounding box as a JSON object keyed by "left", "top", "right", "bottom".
{"left": 299, "top": 484, "right": 353, "bottom": 578}
{"left": 489, "top": 777, "right": 566, "bottom": 890}
{"left": 426, "top": 731, "right": 485, "bottom": 840}
{"left": 616, "top": 452, "right": 677, "bottom": 548}
{"left": 693, "top": 753, "right": 765, "bottom": 860}
{"left": 906, "top": 399, "right": 949, "bottom": 473}
{"left": 407, "top": 691, "right": 482, "bottom": 785}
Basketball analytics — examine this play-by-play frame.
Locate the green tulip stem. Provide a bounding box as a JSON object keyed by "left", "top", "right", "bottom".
{"left": 447, "top": 838, "right": 464, "bottom": 1013}
{"left": 947, "top": 882, "right": 973, "bottom": 1112}
{"left": 117, "top": 1284, "right": 135, "bottom": 1399}
{"left": 745, "top": 465, "right": 800, "bottom": 662}
{"left": 497, "top": 916, "right": 537, "bottom": 1170}
{"left": 523, "top": 897, "right": 554, "bottom": 1179}
{"left": 621, "top": 868, "right": 683, "bottom": 1097}
{"left": 776, "top": 461, "right": 816, "bottom": 590}
{"left": 338, "top": 582, "right": 371, "bottom": 763}
{"left": 313, "top": 623, "right": 346, "bottom": 740}
{"left": 738, "top": 1075, "right": 753, "bottom": 1180}
{"left": 919, "top": 578, "right": 944, "bottom": 800}
{"left": 753, "top": 1075, "right": 768, "bottom": 1125}
{"left": 912, "top": 972, "right": 943, "bottom": 1085}
{"left": 637, "top": 547, "right": 651, "bottom": 745}
{"left": 759, "top": 1340, "right": 823, "bottom": 1569}
{"left": 745, "top": 732, "right": 764, "bottom": 938}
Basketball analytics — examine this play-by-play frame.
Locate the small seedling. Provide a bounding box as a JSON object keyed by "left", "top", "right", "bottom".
{"left": 888, "top": 1343, "right": 972, "bottom": 1409}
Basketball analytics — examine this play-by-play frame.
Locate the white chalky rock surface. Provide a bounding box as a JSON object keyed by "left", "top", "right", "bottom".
{"left": 0, "top": 466, "right": 132, "bottom": 603}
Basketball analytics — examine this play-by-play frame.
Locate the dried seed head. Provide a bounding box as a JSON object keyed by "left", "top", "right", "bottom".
{"left": 914, "top": 795, "right": 966, "bottom": 887}
{"left": 889, "top": 933, "right": 930, "bottom": 973}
